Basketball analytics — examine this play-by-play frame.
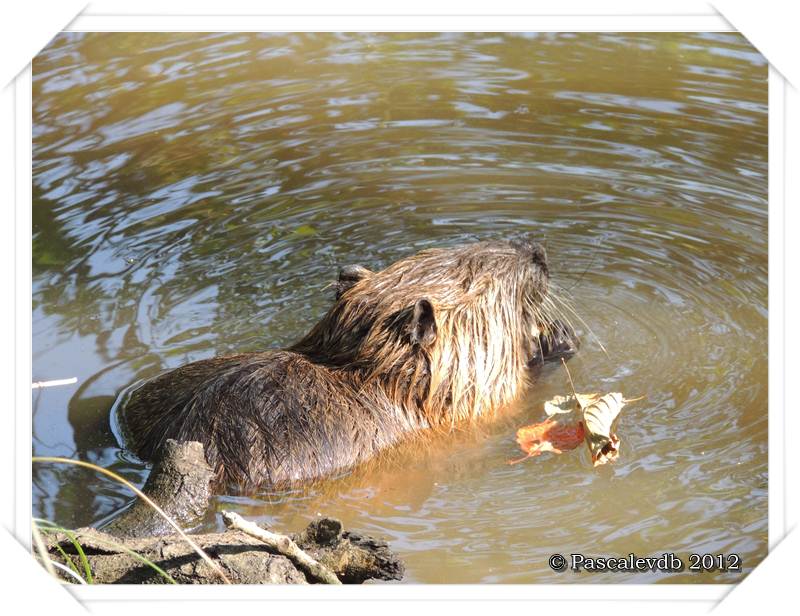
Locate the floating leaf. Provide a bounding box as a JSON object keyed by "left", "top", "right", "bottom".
{"left": 581, "top": 392, "right": 626, "bottom": 466}
{"left": 543, "top": 393, "right": 600, "bottom": 416}
{"left": 508, "top": 416, "right": 585, "bottom": 465}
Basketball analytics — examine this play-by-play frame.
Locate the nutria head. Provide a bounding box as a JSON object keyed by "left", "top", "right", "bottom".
{"left": 291, "top": 238, "right": 575, "bottom": 428}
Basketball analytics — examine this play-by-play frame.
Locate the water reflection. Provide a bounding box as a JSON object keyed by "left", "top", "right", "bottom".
{"left": 33, "top": 32, "right": 767, "bottom": 583}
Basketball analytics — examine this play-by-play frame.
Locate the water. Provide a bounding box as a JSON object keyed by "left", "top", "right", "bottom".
{"left": 32, "top": 32, "right": 768, "bottom": 583}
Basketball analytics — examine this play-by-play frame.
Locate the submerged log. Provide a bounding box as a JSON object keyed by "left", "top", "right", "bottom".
{"left": 103, "top": 439, "right": 214, "bottom": 538}
{"left": 45, "top": 517, "right": 404, "bottom": 584}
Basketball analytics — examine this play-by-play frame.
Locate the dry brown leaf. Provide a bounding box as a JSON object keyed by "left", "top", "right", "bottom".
{"left": 581, "top": 392, "right": 625, "bottom": 466}
{"left": 543, "top": 393, "right": 600, "bottom": 416}
{"left": 508, "top": 416, "right": 585, "bottom": 465}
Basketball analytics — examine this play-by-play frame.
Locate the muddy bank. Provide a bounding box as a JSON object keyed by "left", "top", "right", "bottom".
{"left": 44, "top": 518, "right": 404, "bottom": 584}
{"left": 44, "top": 439, "right": 404, "bottom": 584}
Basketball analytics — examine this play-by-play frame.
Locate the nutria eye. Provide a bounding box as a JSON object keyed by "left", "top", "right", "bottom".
{"left": 336, "top": 264, "right": 373, "bottom": 299}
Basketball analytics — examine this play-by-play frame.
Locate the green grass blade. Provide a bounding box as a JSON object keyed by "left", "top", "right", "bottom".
{"left": 35, "top": 519, "right": 94, "bottom": 584}
{"left": 34, "top": 520, "right": 176, "bottom": 585}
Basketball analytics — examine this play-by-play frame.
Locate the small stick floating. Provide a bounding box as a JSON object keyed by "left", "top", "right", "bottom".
{"left": 31, "top": 377, "right": 78, "bottom": 390}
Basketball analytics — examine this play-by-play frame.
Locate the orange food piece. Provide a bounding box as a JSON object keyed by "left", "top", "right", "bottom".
{"left": 507, "top": 418, "right": 586, "bottom": 465}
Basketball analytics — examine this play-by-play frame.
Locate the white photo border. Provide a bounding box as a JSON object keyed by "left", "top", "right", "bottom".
{"left": 6, "top": 2, "right": 793, "bottom": 613}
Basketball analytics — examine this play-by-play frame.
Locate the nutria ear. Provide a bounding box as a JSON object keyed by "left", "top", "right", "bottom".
{"left": 410, "top": 298, "right": 437, "bottom": 346}
{"left": 336, "top": 265, "right": 373, "bottom": 299}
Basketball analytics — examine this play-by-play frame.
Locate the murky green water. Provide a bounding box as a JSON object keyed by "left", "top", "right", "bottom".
{"left": 32, "top": 32, "right": 767, "bottom": 583}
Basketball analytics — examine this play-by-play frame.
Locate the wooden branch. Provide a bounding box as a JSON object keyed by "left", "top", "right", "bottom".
{"left": 221, "top": 511, "right": 342, "bottom": 585}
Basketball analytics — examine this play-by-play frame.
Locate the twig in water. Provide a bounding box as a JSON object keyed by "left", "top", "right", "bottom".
{"left": 31, "top": 378, "right": 78, "bottom": 389}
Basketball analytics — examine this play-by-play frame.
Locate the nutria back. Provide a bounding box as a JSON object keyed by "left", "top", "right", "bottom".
{"left": 120, "top": 238, "right": 577, "bottom": 488}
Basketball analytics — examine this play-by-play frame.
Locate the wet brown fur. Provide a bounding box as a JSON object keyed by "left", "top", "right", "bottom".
{"left": 121, "top": 239, "right": 574, "bottom": 489}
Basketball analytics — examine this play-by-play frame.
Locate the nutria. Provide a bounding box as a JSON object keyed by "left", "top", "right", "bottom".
{"left": 120, "top": 238, "right": 578, "bottom": 488}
